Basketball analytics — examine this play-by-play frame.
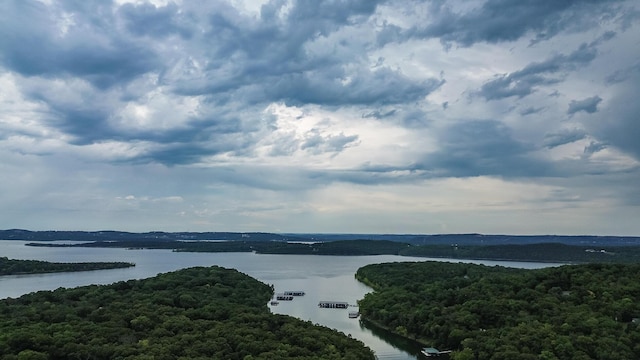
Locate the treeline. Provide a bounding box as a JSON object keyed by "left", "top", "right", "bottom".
{"left": 0, "top": 229, "right": 302, "bottom": 242}
{"left": 356, "top": 261, "right": 640, "bottom": 360}
{"left": 399, "top": 243, "right": 640, "bottom": 263}
{"left": 6, "top": 229, "right": 640, "bottom": 246}
{"left": 0, "top": 257, "right": 134, "bottom": 276}
{"left": 0, "top": 266, "right": 374, "bottom": 359}
{"left": 28, "top": 240, "right": 640, "bottom": 263}
{"left": 28, "top": 239, "right": 411, "bottom": 256}
{"left": 246, "top": 240, "right": 410, "bottom": 255}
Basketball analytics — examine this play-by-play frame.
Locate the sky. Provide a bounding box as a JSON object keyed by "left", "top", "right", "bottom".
{"left": 1, "top": 0, "right": 639, "bottom": 235}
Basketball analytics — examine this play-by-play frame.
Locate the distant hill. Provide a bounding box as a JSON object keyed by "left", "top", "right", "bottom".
{"left": 287, "top": 233, "right": 640, "bottom": 246}
{"left": 0, "top": 229, "right": 304, "bottom": 242}
{"left": 2, "top": 229, "right": 639, "bottom": 247}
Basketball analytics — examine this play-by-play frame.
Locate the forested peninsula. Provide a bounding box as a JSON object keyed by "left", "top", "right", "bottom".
{"left": 0, "top": 266, "right": 374, "bottom": 360}
{"left": 0, "top": 257, "right": 134, "bottom": 276}
{"left": 6, "top": 229, "right": 640, "bottom": 263}
{"left": 25, "top": 240, "right": 640, "bottom": 263}
{"left": 355, "top": 261, "right": 640, "bottom": 360}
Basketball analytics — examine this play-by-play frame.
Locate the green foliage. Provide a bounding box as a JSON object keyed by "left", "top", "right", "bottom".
{"left": 356, "top": 261, "right": 640, "bottom": 360}
{"left": 0, "top": 266, "right": 374, "bottom": 359}
{"left": 256, "top": 240, "right": 411, "bottom": 255}
{"left": 0, "top": 257, "right": 134, "bottom": 276}
{"left": 35, "top": 239, "right": 414, "bottom": 256}
{"left": 30, "top": 239, "right": 640, "bottom": 263}
{"left": 399, "top": 243, "right": 640, "bottom": 263}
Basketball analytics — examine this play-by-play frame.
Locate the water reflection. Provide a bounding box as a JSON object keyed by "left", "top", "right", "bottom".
{"left": 360, "top": 319, "right": 425, "bottom": 357}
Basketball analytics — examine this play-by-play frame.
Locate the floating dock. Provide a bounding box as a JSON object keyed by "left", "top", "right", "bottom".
{"left": 276, "top": 294, "right": 294, "bottom": 300}
{"left": 283, "top": 290, "right": 305, "bottom": 296}
{"left": 318, "top": 301, "right": 349, "bottom": 309}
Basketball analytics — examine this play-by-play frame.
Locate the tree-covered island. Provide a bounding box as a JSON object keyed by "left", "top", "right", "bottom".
{"left": 0, "top": 266, "right": 374, "bottom": 359}
{"left": 355, "top": 261, "right": 640, "bottom": 359}
{"left": 0, "top": 257, "right": 134, "bottom": 276}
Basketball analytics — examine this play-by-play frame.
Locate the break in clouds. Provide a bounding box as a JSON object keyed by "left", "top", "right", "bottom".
{"left": 0, "top": 0, "right": 639, "bottom": 234}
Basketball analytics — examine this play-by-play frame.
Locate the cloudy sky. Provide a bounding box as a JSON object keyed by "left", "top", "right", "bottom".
{"left": 1, "top": 0, "right": 639, "bottom": 235}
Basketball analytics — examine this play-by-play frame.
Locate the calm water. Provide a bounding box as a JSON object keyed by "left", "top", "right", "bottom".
{"left": 0, "top": 240, "right": 563, "bottom": 359}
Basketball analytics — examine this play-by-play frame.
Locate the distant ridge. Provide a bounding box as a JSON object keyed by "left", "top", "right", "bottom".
{"left": 2, "top": 229, "right": 640, "bottom": 246}
{"left": 300, "top": 233, "right": 640, "bottom": 246}
{"left": 0, "top": 229, "right": 303, "bottom": 243}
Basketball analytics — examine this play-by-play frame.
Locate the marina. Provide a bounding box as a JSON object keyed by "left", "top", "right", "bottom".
{"left": 318, "top": 301, "right": 349, "bottom": 309}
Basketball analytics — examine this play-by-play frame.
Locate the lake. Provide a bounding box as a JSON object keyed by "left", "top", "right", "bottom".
{"left": 0, "top": 240, "right": 563, "bottom": 359}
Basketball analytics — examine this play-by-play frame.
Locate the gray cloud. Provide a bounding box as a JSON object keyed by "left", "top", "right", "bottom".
{"left": 478, "top": 43, "right": 598, "bottom": 100}
{"left": 301, "top": 131, "right": 359, "bottom": 155}
{"left": 605, "top": 62, "right": 640, "bottom": 84}
{"left": 1, "top": 0, "right": 444, "bottom": 166}
{"left": 264, "top": 68, "right": 444, "bottom": 106}
{"left": 118, "top": 2, "right": 193, "bottom": 39}
{"left": 377, "top": 0, "right": 631, "bottom": 48}
{"left": 362, "top": 109, "right": 397, "bottom": 119}
{"left": 341, "top": 120, "right": 568, "bottom": 181}
{"left": 421, "top": 120, "right": 551, "bottom": 178}
{"left": 568, "top": 96, "right": 603, "bottom": 115}
{"left": 584, "top": 74, "right": 640, "bottom": 160}
{"left": 519, "top": 106, "right": 545, "bottom": 116}
{"left": 583, "top": 141, "right": 607, "bottom": 156}
{"left": 543, "top": 129, "right": 587, "bottom": 149}
{"left": 0, "top": 1, "right": 159, "bottom": 89}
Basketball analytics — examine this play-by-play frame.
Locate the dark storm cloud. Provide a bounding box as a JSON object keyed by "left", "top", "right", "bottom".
{"left": 163, "top": 0, "right": 441, "bottom": 107}
{"left": 2, "top": 0, "right": 445, "bottom": 166}
{"left": 378, "top": 0, "right": 630, "bottom": 47}
{"left": 568, "top": 96, "right": 603, "bottom": 115}
{"left": 478, "top": 43, "right": 598, "bottom": 100}
{"left": 0, "top": 1, "right": 159, "bottom": 89}
{"left": 165, "top": 0, "right": 399, "bottom": 101}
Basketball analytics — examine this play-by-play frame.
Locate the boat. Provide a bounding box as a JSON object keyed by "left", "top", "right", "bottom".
{"left": 420, "top": 347, "right": 452, "bottom": 357}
